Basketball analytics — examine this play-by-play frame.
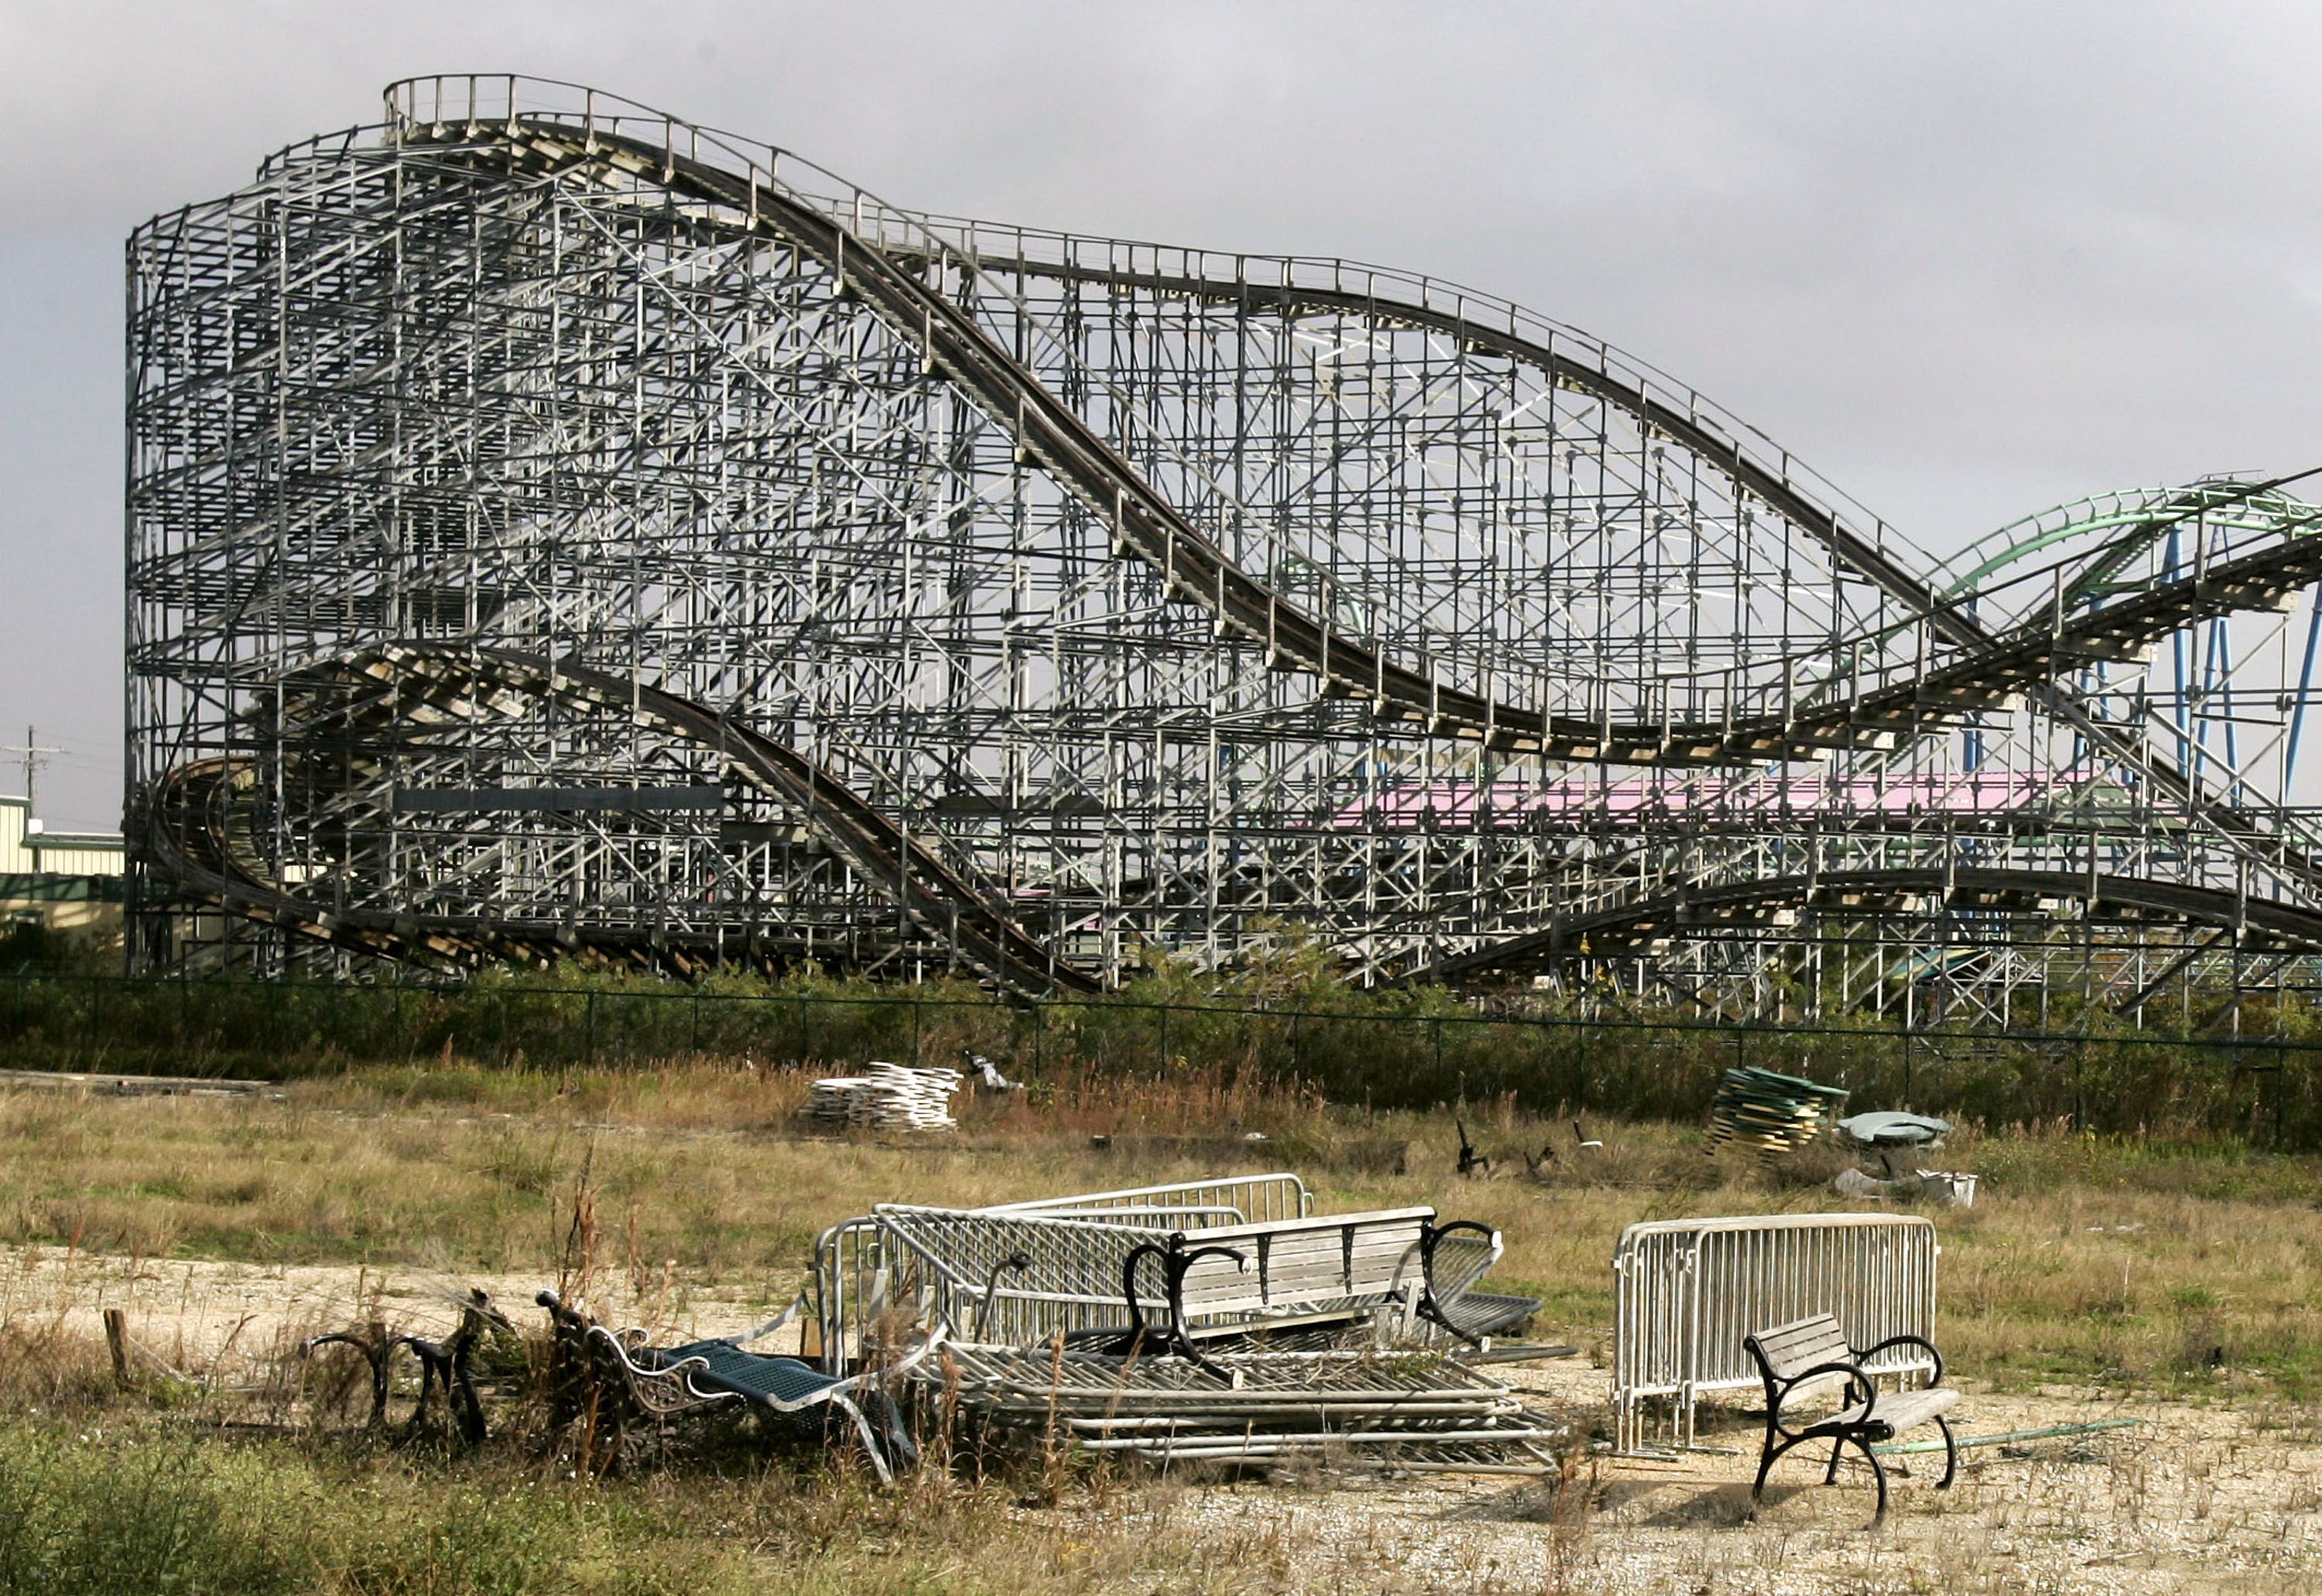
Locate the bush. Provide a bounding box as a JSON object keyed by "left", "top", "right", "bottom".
{"left": 0, "top": 1420, "right": 728, "bottom": 1595}
{"left": 0, "top": 1427, "right": 299, "bottom": 1594}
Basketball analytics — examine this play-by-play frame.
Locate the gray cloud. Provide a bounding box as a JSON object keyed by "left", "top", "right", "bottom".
{"left": 4, "top": 0, "right": 2317, "bottom": 827}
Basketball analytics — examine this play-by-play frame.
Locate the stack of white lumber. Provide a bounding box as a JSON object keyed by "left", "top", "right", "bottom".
{"left": 804, "top": 1062, "right": 963, "bottom": 1132}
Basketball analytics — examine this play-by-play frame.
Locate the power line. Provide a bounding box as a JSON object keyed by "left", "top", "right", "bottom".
{"left": 0, "top": 725, "right": 63, "bottom": 819}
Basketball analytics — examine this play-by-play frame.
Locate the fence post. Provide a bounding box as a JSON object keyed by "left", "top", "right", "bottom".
{"left": 2073, "top": 1036, "right": 2086, "bottom": 1135}
{"left": 584, "top": 990, "right": 598, "bottom": 1067}
{"left": 1159, "top": 1000, "right": 1170, "bottom": 1072}
{"left": 690, "top": 989, "right": 702, "bottom": 1057}
{"left": 911, "top": 995, "right": 923, "bottom": 1066}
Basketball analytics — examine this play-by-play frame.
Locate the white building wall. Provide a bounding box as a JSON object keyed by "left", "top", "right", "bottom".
{"left": 0, "top": 796, "right": 123, "bottom": 879}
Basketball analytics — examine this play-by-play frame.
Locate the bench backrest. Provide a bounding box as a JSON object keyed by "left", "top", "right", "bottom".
{"left": 1746, "top": 1313, "right": 1854, "bottom": 1390}
{"left": 1173, "top": 1207, "right": 1434, "bottom": 1316}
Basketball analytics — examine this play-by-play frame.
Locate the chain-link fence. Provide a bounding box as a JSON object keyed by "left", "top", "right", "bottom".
{"left": 0, "top": 970, "right": 2312, "bottom": 1146}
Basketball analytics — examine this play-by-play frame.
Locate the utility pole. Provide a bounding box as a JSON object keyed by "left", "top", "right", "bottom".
{"left": 0, "top": 725, "right": 63, "bottom": 824}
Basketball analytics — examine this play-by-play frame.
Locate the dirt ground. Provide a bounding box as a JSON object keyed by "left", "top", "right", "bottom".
{"left": 0, "top": 1242, "right": 796, "bottom": 1385}
{"left": 1170, "top": 1355, "right": 2322, "bottom": 1594}
{"left": 9, "top": 1245, "right": 2316, "bottom": 1594}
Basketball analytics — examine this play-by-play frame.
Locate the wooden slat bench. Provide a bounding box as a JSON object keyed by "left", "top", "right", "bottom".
{"left": 1743, "top": 1312, "right": 1961, "bottom": 1522}
{"left": 1118, "top": 1206, "right": 1501, "bottom": 1373}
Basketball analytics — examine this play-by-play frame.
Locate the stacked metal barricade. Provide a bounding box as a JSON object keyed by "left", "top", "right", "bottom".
{"left": 941, "top": 1346, "right": 1560, "bottom": 1470}
{"left": 810, "top": 1173, "right": 1560, "bottom": 1473}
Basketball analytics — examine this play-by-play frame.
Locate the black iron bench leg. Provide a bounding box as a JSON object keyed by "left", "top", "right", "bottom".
{"left": 1119, "top": 1240, "right": 1241, "bottom": 1379}
{"left": 365, "top": 1341, "right": 392, "bottom": 1426}
{"left": 1933, "top": 1415, "right": 1957, "bottom": 1490}
{"left": 450, "top": 1343, "right": 488, "bottom": 1447}
{"left": 1118, "top": 1242, "right": 1164, "bottom": 1361}
{"left": 1415, "top": 1220, "right": 1495, "bottom": 1349}
{"left": 394, "top": 1336, "right": 447, "bottom": 1433}
{"left": 304, "top": 1331, "right": 394, "bottom": 1428}
{"left": 1824, "top": 1434, "right": 1846, "bottom": 1484}
{"left": 1161, "top": 1244, "right": 1243, "bottom": 1379}
{"left": 1751, "top": 1432, "right": 1813, "bottom": 1508}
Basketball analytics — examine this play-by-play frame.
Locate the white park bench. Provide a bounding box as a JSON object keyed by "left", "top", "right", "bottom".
{"left": 1118, "top": 1206, "right": 1502, "bottom": 1373}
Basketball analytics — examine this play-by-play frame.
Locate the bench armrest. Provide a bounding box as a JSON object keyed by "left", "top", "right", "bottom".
{"left": 1853, "top": 1332, "right": 1944, "bottom": 1387}
{"left": 1420, "top": 1218, "right": 1500, "bottom": 1298}
{"left": 1768, "top": 1358, "right": 1877, "bottom": 1430}
{"left": 1118, "top": 1238, "right": 1245, "bottom": 1374}
{"left": 1410, "top": 1219, "right": 1501, "bottom": 1348}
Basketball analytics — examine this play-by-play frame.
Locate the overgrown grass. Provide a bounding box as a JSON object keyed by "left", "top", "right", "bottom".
{"left": 0, "top": 1413, "right": 1279, "bottom": 1595}
{"left": 5, "top": 1063, "right": 2322, "bottom": 1401}
{"left": 7, "top": 960, "right": 2322, "bottom": 1144}
{"left": 10, "top": 1057, "right": 2322, "bottom": 1590}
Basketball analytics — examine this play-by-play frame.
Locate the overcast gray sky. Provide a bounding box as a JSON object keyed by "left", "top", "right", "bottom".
{"left": 4, "top": 1, "right": 2317, "bottom": 828}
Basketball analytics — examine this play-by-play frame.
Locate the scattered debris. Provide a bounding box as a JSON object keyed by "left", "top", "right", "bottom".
{"left": 1708, "top": 1066, "right": 1849, "bottom": 1157}
{"left": 1831, "top": 1166, "right": 1978, "bottom": 1207}
{"left": 1836, "top": 1110, "right": 1953, "bottom": 1148}
{"left": 1872, "top": 1417, "right": 2140, "bottom": 1456}
{"left": 0, "top": 1067, "right": 274, "bottom": 1098}
{"left": 1919, "top": 1170, "right": 1977, "bottom": 1207}
{"left": 1832, "top": 1166, "right": 1899, "bottom": 1200}
{"left": 813, "top": 1173, "right": 1557, "bottom": 1474}
{"left": 1455, "top": 1115, "right": 1491, "bottom": 1176}
{"left": 962, "top": 1051, "right": 1021, "bottom": 1092}
{"left": 804, "top": 1062, "right": 963, "bottom": 1132}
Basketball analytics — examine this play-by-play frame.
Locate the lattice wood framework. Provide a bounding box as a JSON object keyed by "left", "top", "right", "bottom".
{"left": 123, "top": 76, "right": 2322, "bottom": 1020}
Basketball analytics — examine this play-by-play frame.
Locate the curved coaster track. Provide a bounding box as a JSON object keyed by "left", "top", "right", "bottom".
{"left": 119, "top": 75, "right": 2322, "bottom": 1019}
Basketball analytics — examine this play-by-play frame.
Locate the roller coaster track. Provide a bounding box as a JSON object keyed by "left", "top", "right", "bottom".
{"left": 477, "top": 117, "right": 1954, "bottom": 769}
{"left": 1411, "top": 867, "right": 2322, "bottom": 985}
{"left": 147, "top": 644, "right": 1103, "bottom": 992}
{"left": 152, "top": 756, "right": 485, "bottom": 970}
{"left": 456, "top": 111, "right": 2322, "bottom": 897}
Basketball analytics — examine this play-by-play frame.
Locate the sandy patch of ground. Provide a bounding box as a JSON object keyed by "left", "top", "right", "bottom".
{"left": 0, "top": 1244, "right": 799, "bottom": 1383}
{"left": 1161, "top": 1356, "right": 2322, "bottom": 1594}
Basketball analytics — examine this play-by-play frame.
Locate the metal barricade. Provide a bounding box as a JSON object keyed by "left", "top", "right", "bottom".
{"left": 1611, "top": 1212, "right": 1939, "bottom": 1453}
{"left": 984, "top": 1173, "right": 1312, "bottom": 1223}
{"left": 811, "top": 1173, "right": 1310, "bottom": 1371}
